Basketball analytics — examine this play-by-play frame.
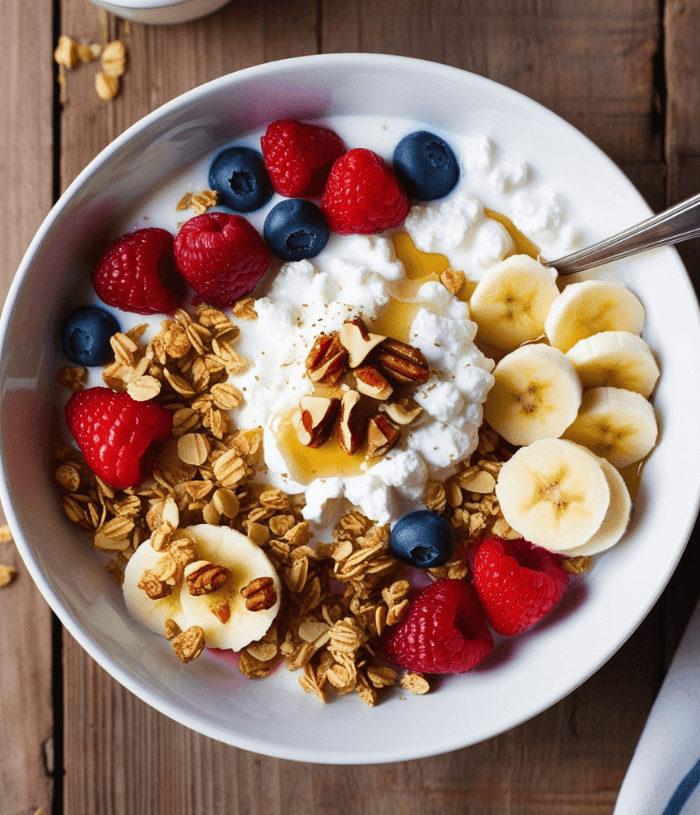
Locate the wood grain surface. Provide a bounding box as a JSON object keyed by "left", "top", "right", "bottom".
{"left": 2, "top": 0, "right": 699, "bottom": 812}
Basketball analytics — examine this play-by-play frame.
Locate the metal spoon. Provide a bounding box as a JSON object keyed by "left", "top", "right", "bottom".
{"left": 547, "top": 190, "right": 700, "bottom": 275}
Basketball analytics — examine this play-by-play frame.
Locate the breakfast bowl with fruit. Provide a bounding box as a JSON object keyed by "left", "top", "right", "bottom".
{"left": 2, "top": 53, "right": 700, "bottom": 764}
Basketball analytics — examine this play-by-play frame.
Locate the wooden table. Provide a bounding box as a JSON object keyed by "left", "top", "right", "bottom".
{"left": 2, "top": 0, "right": 700, "bottom": 811}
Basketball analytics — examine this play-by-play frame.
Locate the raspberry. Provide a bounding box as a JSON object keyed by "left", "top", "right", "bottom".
{"left": 320, "top": 148, "right": 410, "bottom": 235}
{"left": 173, "top": 212, "right": 269, "bottom": 309}
{"left": 65, "top": 387, "right": 173, "bottom": 490}
{"left": 472, "top": 537, "right": 569, "bottom": 636}
{"left": 92, "top": 227, "right": 185, "bottom": 315}
{"left": 384, "top": 579, "right": 493, "bottom": 674}
{"left": 261, "top": 120, "right": 346, "bottom": 198}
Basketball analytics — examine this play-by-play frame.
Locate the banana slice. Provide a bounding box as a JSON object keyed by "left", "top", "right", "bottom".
{"left": 564, "top": 455, "right": 632, "bottom": 556}
{"left": 123, "top": 537, "right": 188, "bottom": 635}
{"left": 178, "top": 524, "right": 281, "bottom": 651}
{"left": 544, "top": 280, "right": 645, "bottom": 352}
{"left": 566, "top": 331, "right": 660, "bottom": 398}
{"left": 563, "top": 386, "right": 658, "bottom": 468}
{"left": 484, "top": 343, "right": 582, "bottom": 446}
{"left": 495, "top": 437, "right": 610, "bottom": 551}
{"left": 123, "top": 524, "right": 281, "bottom": 651}
{"left": 469, "top": 254, "right": 559, "bottom": 352}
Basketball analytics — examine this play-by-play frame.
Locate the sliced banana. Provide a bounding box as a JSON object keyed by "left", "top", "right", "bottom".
{"left": 484, "top": 343, "right": 582, "bottom": 446}
{"left": 544, "top": 280, "right": 645, "bottom": 352}
{"left": 178, "top": 524, "right": 281, "bottom": 651}
{"left": 123, "top": 537, "right": 188, "bottom": 635}
{"left": 563, "top": 386, "right": 658, "bottom": 469}
{"left": 123, "top": 524, "right": 281, "bottom": 652}
{"left": 469, "top": 254, "right": 559, "bottom": 352}
{"left": 564, "top": 455, "right": 632, "bottom": 556}
{"left": 566, "top": 331, "right": 660, "bottom": 398}
{"left": 495, "top": 437, "right": 610, "bottom": 551}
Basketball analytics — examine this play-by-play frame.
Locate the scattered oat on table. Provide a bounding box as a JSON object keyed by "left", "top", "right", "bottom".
{"left": 0, "top": 565, "right": 17, "bottom": 587}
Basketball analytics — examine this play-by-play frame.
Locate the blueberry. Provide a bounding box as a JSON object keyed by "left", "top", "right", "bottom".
{"left": 208, "top": 146, "right": 273, "bottom": 212}
{"left": 390, "top": 510, "right": 456, "bottom": 569}
{"left": 393, "top": 130, "right": 460, "bottom": 201}
{"left": 62, "top": 305, "right": 121, "bottom": 367}
{"left": 263, "top": 199, "right": 329, "bottom": 261}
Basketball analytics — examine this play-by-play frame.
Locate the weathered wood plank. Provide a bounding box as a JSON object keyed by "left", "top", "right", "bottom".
{"left": 661, "top": 0, "right": 700, "bottom": 668}
{"left": 0, "top": 0, "right": 56, "bottom": 812}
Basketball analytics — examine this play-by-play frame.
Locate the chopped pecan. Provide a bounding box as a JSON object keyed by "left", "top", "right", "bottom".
{"left": 354, "top": 365, "right": 393, "bottom": 400}
{"left": 366, "top": 415, "right": 400, "bottom": 458}
{"left": 374, "top": 338, "right": 429, "bottom": 384}
{"left": 338, "top": 390, "right": 365, "bottom": 455}
{"left": 185, "top": 561, "right": 230, "bottom": 596}
{"left": 384, "top": 399, "right": 422, "bottom": 425}
{"left": 210, "top": 599, "right": 231, "bottom": 623}
{"left": 294, "top": 395, "right": 341, "bottom": 448}
{"left": 338, "top": 319, "right": 386, "bottom": 367}
{"left": 305, "top": 332, "right": 347, "bottom": 385}
{"left": 241, "top": 576, "right": 277, "bottom": 611}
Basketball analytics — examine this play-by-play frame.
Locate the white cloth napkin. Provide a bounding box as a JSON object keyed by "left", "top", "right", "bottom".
{"left": 614, "top": 597, "right": 700, "bottom": 815}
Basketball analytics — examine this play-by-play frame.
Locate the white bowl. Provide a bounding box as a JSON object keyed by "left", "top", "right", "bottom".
{"left": 88, "top": 0, "right": 232, "bottom": 25}
{"left": 3, "top": 54, "right": 700, "bottom": 764}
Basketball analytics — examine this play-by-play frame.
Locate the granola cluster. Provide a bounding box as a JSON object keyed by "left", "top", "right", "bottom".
{"left": 53, "top": 295, "right": 581, "bottom": 704}
{"left": 54, "top": 304, "right": 262, "bottom": 583}
{"left": 54, "top": 34, "right": 128, "bottom": 102}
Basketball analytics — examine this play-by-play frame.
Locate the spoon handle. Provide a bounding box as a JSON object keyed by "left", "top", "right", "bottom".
{"left": 549, "top": 191, "right": 700, "bottom": 275}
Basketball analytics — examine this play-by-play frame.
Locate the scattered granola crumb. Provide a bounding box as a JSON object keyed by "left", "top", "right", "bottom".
{"left": 400, "top": 671, "right": 430, "bottom": 695}
{"left": 95, "top": 70, "right": 120, "bottom": 101}
{"left": 54, "top": 35, "right": 80, "bottom": 69}
{"left": 172, "top": 625, "right": 205, "bottom": 663}
{"left": 164, "top": 618, "right": 181, "bottom": 640}
{"left": 440, "top": 268, "right": 465, "bottom": 296}
{"left": 175, "top": 190, "right": 218, "bottom": 215}
{"left": 0, "top": 524, "right": 12, "bottom": 544}
{"left": 0, "top": 564, "right": 17, "bottom": 587}
{"left": 233, "top": 297, "right": 258, "bottom": 321}
{"left": 57, "top": 366, "right": 88, "bottom": 392}
{"left": 101, "top": 40, "right": 126, "bottom": 78}
{"left": 561, "top": 555, "right": 593, "bottom": 575}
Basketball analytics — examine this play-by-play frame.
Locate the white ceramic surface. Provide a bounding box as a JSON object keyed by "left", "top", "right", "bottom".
{"left": 89, "top": 0, "right": 232, "bottom": 25}
{"left": 2, "top": 53, "right": 700, "bottom": 764}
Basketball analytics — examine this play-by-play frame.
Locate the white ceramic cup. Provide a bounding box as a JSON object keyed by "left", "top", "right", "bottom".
{"left": 89, "top": 0, "right": 232, "bottom": 25}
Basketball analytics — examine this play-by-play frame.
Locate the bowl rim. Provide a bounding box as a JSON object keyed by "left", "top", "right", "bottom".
{"left": 3, "top": 51, "right": 700, "bottom": 763}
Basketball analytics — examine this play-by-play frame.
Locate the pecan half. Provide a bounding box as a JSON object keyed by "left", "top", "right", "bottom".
{"left": 294, "top": 395, "right": 341, "bottom": 448}
{"left": 210, "top": 599, "right": 231, "bottom": 623}
{"left": 185, "top": 561, "right": 230, "bottom": 596}
{"left": 354, "top": 365, "right": 393, "bottom": 400}
{"left": 305, "top": 332, "right": 347, "bottom": 385}
{"left": 374, "top": 339, "right": 429, "bottom": 384}
{"left": 338, "top": 389, "right": 365, "bottom": 455}
{"left": 366, "top": 414, "right": 400, "bottom": 458}
{"left": 338, "top": 319, "right": 386, "bottom": 368}
{"left": 241, "top": 576, "right": 277, "bottom": 611}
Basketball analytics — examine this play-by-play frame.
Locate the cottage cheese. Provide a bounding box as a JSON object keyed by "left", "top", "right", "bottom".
{"left": 228, "top": 232, "right": 495, "bottom": 526}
